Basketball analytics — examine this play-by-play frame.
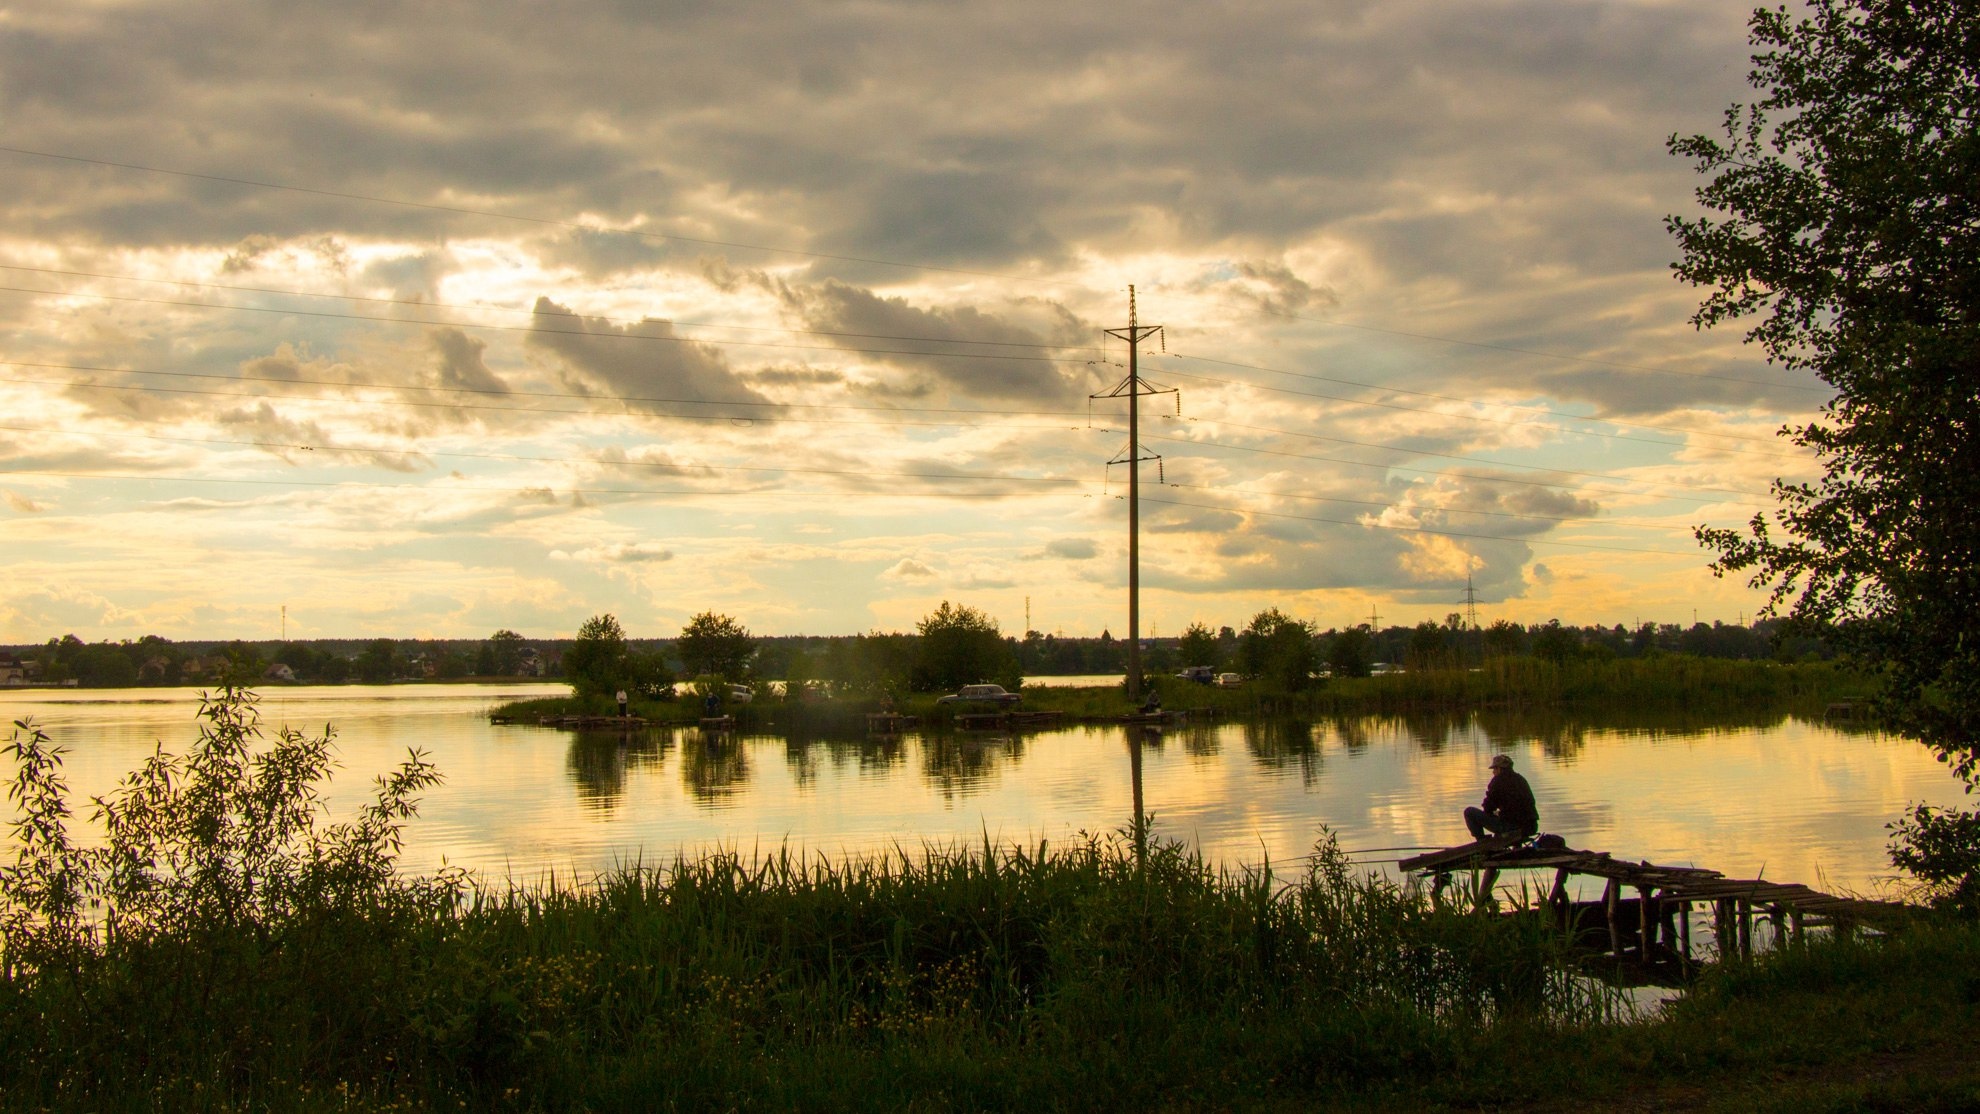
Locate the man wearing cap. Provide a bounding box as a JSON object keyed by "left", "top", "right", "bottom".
{"left": 1465, "top": 754, "right": 1539, "bottom": 843}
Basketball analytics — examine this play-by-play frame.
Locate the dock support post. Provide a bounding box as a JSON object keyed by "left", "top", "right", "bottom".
{"left": 1714, "top": 899, "right": 1733, "bottom": 961}
{"left": 1789, "top": 906, "right": 1804, "bottom": 946}
{"left": 1737, "top": 900, "right": 1753, "bottom": 960}
{"left": 1604, "top": 878, "right": 1622, "bottom": 959}
{"left": 1637, "top": 885, "right": 1655, "bottom": 960}
{"left": 1549, "top": 867, "right": 1571, "bottom": 931}
{"left": 1475, "top": 867, "right": 1501, "bottom": 914}
{"left": 1679, "top": 900, "right": 1692, "bottom": 966}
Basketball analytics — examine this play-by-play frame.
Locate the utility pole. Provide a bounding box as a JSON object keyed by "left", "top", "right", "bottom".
{"left": 1093, "top": 287, "right": 1172, "bottom": 701}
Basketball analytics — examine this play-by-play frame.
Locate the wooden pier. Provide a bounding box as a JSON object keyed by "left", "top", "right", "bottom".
{"left": 1118, "top": 709, "right": 1188, "bottom": 726}
{"left": 1399, "top": 838, "right": 1913, "bottom": 976}
{"left": 953, "top": 709, "right": 1065, "bottom": 731}
{"left": 531, "top": 714, "right": 654, "bottom": 729}
{"left": 866, "top": 712, "right": 920, "bottom": 733}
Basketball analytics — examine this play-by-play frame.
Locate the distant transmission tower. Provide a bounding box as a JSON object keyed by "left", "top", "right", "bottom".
{"left": 1459, "top": 571, "right": 1481, "bottom": 664}
{"left": 1091, "top": 286, "right": 1175, "bottom": 701}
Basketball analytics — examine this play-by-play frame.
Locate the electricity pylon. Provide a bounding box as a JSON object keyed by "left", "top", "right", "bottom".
{"left": 1092, "top": 286, "right": 1174, "bottom": 701}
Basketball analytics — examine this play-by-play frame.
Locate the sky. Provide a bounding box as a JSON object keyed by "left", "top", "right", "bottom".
{"left": 0, "top": 0, "right": 1824, "bottom": 645}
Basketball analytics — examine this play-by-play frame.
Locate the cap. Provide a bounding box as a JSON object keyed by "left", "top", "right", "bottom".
{"left": 1489, "top": 754, "right": 1514, "bottom": 770}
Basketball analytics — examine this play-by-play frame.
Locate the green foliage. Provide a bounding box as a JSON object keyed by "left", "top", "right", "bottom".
{"left": 1670, "top": 0, "right": 1980, "bottom": 904}
{"left": 356, "top": 637, "right": 399, "bottom": 684}
{"left": 1, "top": 690, "right": 461, "bottom": 1102}
{"left": 910, "top": 601, "right": 1018, "bottom": 693}
{"left": 1327, "top": 625, "right": 1374, "bottom": 678}
{"left": 1176, "top": 621, "right": 1220, "bottom": 670}
{"left": 676, "top": 611, "right": 756, "bottom": 680}
{"left": 564, "top": 613, "right": 629, "bottom": 699}
{"left": 1889, "top": 804, "right": 1980, "bottom": 917}
{"left": 1237, "top": 608, "right": 1318, "bottom": 691}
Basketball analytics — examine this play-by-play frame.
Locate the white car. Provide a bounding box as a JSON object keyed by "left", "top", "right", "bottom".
{"left": 936, "top": 684, "right": 1022, "bottom": 706}
{"left": 727, "top": 684, "right": 754, "bottom": 704}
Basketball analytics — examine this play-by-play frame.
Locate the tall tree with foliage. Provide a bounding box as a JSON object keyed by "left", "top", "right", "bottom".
{"left": 563, "top": 614, "right": 629, "bottom": 699}
{"left": 1237, "top": 609, "right": 1318, "bottom": 692}
{"left": 910, "top": 601, "right": 1017, "bottom": 692}
{"left": 675, "top": 612, "right": 755, "bottom": 680}
{"left": 1176, "top": 621, "right": 1221, "bottom": 671}
{"left": 1670, "top": 0, "right": 1980, "bottom": 907}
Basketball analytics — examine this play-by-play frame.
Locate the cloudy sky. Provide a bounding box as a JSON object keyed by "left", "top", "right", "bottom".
{"left": 0, "top": 0, "right": 1820, "bottom": 644}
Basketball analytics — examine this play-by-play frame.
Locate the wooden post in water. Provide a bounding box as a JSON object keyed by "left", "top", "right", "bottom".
{"left": 1737, "top": 900, "right": 1754, "bottom": 960}
{"left": 1789, "top": 906, "right": 1805, "bottom": 946}
{"left": 1679, "top": 900, "right": 1693, "bottom": 966}
{"left": 1550, "top": 867, "right": 1572, "bottom": 931}
{"left": 1637, "top": 885, "right": 1654, "bottom": 960}
{"left": 1604, "top": 878, "right": 1622, "bottom": 959}
{"left": 1475, "top": 866, "right": 1501, "bottom": 914}
{"left": 1715, "top": 898, "right": 1733, "bottom": 960}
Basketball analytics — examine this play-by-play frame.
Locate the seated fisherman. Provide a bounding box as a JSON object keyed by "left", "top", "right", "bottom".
{"left": 1139, "top": 688, "right": 1162, "bottom": 715}
{"left": 1464, "top": 754, "right": 1539, "bottom": 843}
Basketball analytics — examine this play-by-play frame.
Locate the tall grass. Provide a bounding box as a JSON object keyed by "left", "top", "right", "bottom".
{"left": 2, "top": 690, "right": 1627, "bottom": 1110}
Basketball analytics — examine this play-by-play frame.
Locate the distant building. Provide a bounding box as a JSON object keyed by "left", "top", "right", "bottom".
{"left": 0, "top": 652, "right": 26, "bottom": 685}
{"left": 264, "top": 663, "right": 296, "bottom": 683}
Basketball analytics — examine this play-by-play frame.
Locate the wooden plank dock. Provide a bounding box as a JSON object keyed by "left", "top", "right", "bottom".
{"left": 953, "top": 709, "right": 1065, "bottom": 731}
{"left": 531, "top": 714, "right": 654, "bottom": 729}
{"left": 866, "top": 712, "right": 920, "bottom": 733}
{"left": 1399, "top": 838, "right": 1913, "bottom": 974}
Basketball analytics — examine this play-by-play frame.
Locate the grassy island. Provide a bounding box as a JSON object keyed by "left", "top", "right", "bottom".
{"left": 492, "top": 657, "right": 1876, "bottom": 737}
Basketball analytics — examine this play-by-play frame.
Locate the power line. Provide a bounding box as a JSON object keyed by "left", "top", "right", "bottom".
{"left": 0, "top": 284, "right": 1088, "bottom": 368}
{"left": 4, "top": 359, "right": 1090, "bottom": 420}
{"left": 3, "top": 143, "right": 1821, "bottom": 396}
{"left": 0, "top": 423, "right": 1077, "bottom": 487}
{"left": 0, "top": 262, "right": 1102, "bottom": 354}
{"left": 1157, "top": 290, "right": 1828, "bottom": 395}
{"left": 0, "top": 261, "right": 1817, "bottom": 461}
{"left": 1156, "top": 363, "right": 1807, "bottom": 460}
{"left": 0, "top": 468, "right": 1077, "bottom": 502}
{"left": 1163, "top": 482, "right": 1707, "bottom": 535}
{"left": 1, "top": 370, "right": 1780, "bottom": 505}
{"left": 0, "top": 145, "right": 1028, "bottom": 282}
{"left": 1163, "top": 352, "right": 1811, "bottom": 444}
{"left": 1141, "top": 495, "right": 1701, "bottom": 557}
{"left": 1138, "top": 429, "right": 1775, "bottom": 505}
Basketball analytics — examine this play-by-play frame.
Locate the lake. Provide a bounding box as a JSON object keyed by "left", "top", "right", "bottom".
{"left": 2, "top": 683, "right": 1966, "bottom": 902}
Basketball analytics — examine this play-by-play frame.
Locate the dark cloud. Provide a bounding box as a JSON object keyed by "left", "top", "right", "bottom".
{"left": 524, "top": 297, "right": 771, "bottom": 411}
{"left": 1041, "top": 538, "right": 1098, "bottom": 560}
{"left": 429, "top": 328, "right": 509, "bottom": 395}
{"left": 788, "top": 281, "right": 1087, "bottom": 402}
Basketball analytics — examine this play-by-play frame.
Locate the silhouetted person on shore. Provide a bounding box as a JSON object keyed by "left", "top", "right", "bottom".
{"left": 1465, "top": 754, "right": 1538, "bottom": 843}
{"left": 1139, "top": 689, "right": 1161, "bottom": 716}
{"left": 616, "top": 688, "right": 629, "bottom": 718}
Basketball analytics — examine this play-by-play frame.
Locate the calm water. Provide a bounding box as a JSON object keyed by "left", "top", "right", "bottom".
{"left": 2, "top": 684, "right": 1966, "bottom": 900}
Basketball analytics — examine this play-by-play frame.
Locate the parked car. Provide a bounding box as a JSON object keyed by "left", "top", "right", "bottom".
{"left": 1176, "top": 665, "right": 1216, "bottom": 684}
{"left": 936, "top": 684, "right": 1022, "bottom": 706}
{"left": 727, "top": 683, "right": 755, "bottom": 704}
{"left": 1215, "top": 673, "right": 1244, "bottom": 688}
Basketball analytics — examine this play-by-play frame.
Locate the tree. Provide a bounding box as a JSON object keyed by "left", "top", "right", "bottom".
{"left": 910, "top": 601, "right": 1017, "bottom": 692}
{"left": 1669, "top": 1, "right": 1980, "bottom": 903}
{"left": 676, "top": 612, "right": 755, "bottom": 680}
{"left": 1326, "top": 626, "right": 1373, "bottom": 679}
{"left": 486, "top": 629, "right": 526, "bottom": 675}
{"left": 1177, "top": 621, "right": 1221, "bottom": 671}
{"left": 1237, "top": 608, "right": 1318, "bottom": 692}
{"left": 356, "top": 639, "right": 399, "bottom": 684}
{"left": 563, "top": 614, "right": 629, "bottom": 699}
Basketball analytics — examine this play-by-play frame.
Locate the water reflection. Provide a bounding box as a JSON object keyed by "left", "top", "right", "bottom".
{"left": 683, "top": 732, "right": 750, "bottom": 804}
{"left": 565, "top": 730, "right": 673, "bottom": 811}
{"left": 1243, "top": 720, "right": 1322, "bottom": 786}
{"left": 2, "top": 686, "right": 1962, "bottom": 895}
{"left": 922, "top": 733, "right": 1028, "bottom": 802}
